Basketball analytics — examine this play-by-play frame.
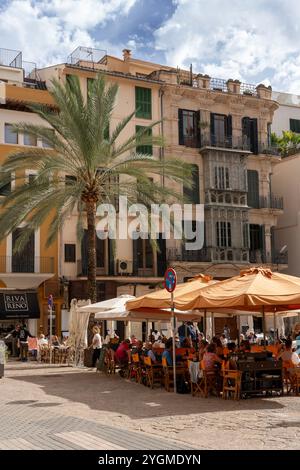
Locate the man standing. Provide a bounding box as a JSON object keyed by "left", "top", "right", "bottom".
{"left": 223, "top": 324, "right": 231, "bottom": 341}
{"left": 18, "top": 324, "right": 34, "bottom": 362}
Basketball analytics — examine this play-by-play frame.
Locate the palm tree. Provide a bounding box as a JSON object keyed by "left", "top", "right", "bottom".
{"left": 0, "top": 74, "right": 192, "bottom": 302}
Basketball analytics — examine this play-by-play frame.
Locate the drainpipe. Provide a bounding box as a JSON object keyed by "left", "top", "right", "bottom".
{"left": 159, "top": 87, "right": 165, "bottom": 188}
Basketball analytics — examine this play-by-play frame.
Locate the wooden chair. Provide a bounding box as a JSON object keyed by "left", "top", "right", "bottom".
{"left": 188, "top": 360, "right": 204, "bottom": 397}
{"left": 289, "top": 368, "right": 300, "bottom": 396}
{"left": 104, "top": 348, "right": 116, "bottom": 376}
{"left": 283, "top": 360, "right": 295, "bottom": 394}
{"left": 162, "top": 356, "right": 186, "bottom": 392}
{"left": 144, "top": 356, "right": 162, "bottom": 389}
{"left": 222, "top": 370, "right": 242, "bottom": 400}
{"left": 127, "top": 353, "right": 142, "bottom": 383}
{"left": 200, "top": 360, "right": 218, "bottom": 398}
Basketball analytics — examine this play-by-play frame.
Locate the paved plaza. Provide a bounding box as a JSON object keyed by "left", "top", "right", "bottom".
{"left": 1, "top": 362, "right": 300, "bottom": 450}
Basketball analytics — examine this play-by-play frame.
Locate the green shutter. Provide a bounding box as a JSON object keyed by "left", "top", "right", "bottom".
{"left": 290, "top": 119, "right": 300, "bottom": 133}
{"left": 136, "top": 125, "right": 152, "bottom": 155}
{"left": 135, "top": 87, "right": 152, "bottom": 119}
{"left": 247, "top": 170, "right": 259, "bottom": 208}
{"left": 184, "top": 164, "right": 200, "bottom": 204}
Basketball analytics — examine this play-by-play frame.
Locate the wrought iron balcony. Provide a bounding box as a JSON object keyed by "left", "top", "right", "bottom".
{"left": 272, "top": 250, "right": 288, "bottom": 265}
{"left": 0, "top": 256, "right": 54, "bottom": 273}
{"left": 259, "top": 195, "right": 284, "bottom": 210}
{"left": 201, "top": 134, "right": 250, "bottom": 151}
{"left": 181, "top": 135, "right": 200, "bottom": 148}
{"left": 258, "top": 143, "right": 281, "bottom": 156}
{"left": 249, "top": 250, "right": 266, "bottom": 264}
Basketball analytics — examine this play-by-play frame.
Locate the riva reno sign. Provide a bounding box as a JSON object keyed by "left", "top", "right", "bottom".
{"left": 0, "top": 291, "right": 40, "bottom": 319}
{"left": 5, "top": 294, "right": 29, "bottom": 312}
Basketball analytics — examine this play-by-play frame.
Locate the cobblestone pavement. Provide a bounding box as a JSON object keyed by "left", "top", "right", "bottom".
{"left": 1, "top": 362, "right": 300, "bottom": 450}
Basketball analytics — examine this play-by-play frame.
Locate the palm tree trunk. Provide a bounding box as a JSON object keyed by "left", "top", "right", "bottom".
{"left": 86, "top": 200, "right": 97, "bottom": 303}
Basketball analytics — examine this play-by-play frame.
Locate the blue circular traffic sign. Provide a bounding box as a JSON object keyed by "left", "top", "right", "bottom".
{"left": 164, "top": 268, "right": 177, "bottom": 293}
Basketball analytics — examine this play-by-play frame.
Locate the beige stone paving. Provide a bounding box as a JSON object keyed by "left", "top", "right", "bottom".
{"left": 2, "top": 363, "right": 300, "bottom": 450}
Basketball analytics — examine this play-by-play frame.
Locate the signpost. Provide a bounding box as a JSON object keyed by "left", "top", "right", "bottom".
{"left": 48, "top": 294, "right": 53, "bottom": 365}
{"left": 164, "top": 268, "right": 177, "bottom": 393}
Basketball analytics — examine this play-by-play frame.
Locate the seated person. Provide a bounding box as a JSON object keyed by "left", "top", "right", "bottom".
{"left": 51, "top": 335, "right": 60, "bottom": 348}
{"left": 198, "top": 339, "right": 208, "bottom": 361}
{"left": 279, "top": 339, "right": 300, "bottom": 366}
{"left": 38, "top": 334, "right": 48, "bottom": 346}
{"left": 246, "top": 330, "right": 257, "bottom": 344}
{"left": 220, "top": 334, "right": 228, "bottom": 347}
{"left": 115, "top": 339, "right": 130, "bottom": 366}
{"left": 181, "top": 337, "right": 192, "bottom": 349}
{"left": 212, "top": 337, "right": 223, "bottom": 357}
{"left": 239, "top": 340, "right": 251, "bottom": 353}
{"left": 130, "top": 335, "right": 138, "bottom": 346}
{"left": 202, "top": 343, "right": 223, "bottom": 371}
{"left": 145, "top": 343, "right": 157, "bottom": 363}
{"left": 131, "top": 340, "right": 144, "bottom": 359}
{"left": 225, "top": 342, "right": 238, "bottom": 370}
{"left": 162, "top": 338, "right": 173, "bottom": 366}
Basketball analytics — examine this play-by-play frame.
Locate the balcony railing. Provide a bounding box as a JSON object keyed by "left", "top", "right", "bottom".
{"left": 257, "top": 143, "right": 281, "bottom": 156}
{"left": 181, "top": 135, "right": 200, "bottom": 148}
{"left": 249, "top": 250, "right": 266, "bottom": 264}
{"left": 272, "top": 250, "right": 288, "bottom": 265}
{"left": 0, "top": 256, "right": 54, "bottom": 273}
{"left": 77, "top": 260, "right": 107, "bottom": 276}
{"left": 201, "top": 134, "right": 250, "bottom": 151}
{"left": 259, "top": 195, "right": 284, "bottom": 210}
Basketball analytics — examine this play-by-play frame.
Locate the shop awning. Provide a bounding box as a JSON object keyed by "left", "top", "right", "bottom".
{"left": 0, "top": 290, "right": 40, "bottom": 319}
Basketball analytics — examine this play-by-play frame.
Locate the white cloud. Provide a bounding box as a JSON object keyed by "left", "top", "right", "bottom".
{"left": 0, "top": 0, "right": 137, "bottom": 66}
{"left": 154, "top": 0, "right": 300, "bottom": 92}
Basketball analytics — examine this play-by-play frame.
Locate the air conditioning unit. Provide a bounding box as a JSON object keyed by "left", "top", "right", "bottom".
{"left": 117, "top": 259, "right": 133, "bottom": 275}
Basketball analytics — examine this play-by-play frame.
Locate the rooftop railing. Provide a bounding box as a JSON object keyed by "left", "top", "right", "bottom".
{"left": 0, "top": 47, "right": 22, "bottom": 68}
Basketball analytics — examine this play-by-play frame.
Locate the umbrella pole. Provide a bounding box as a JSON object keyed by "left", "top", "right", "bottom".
{"left": 262, "top": 306, "right": 266, "bottom": 350}
{"left": 211, "top": 312, "right": 214, "bottom": 339}
{"left": 203, "top": 309, "right": 207, "bottom": 339}
{"left": 273, "top": 310, "right": 276, "bottom": 343}
{"left": 171, "top": 291, "right": 176, "bottom": 393}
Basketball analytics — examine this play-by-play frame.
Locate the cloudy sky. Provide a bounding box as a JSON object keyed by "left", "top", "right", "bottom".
{"left": 1, "top": 0, "right": 300, "bottom": 92}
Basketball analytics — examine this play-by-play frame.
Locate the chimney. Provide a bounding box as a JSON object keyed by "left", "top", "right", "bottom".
{"left": 123, "top": 49, "right": 132, "bottom": 61}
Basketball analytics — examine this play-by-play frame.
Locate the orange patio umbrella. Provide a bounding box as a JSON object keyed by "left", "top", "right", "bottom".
{"left": 174, "top": 268, "right": 300, "bottom": 312}
{"left": 126, "top": 274, "right": 216, "bottom": 311}
{"left": 170, "top": 267, "right": 300, "bottom": 344}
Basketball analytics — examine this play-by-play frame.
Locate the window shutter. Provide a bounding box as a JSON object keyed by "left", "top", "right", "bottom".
{"left": 157, "top": 235, "right": 167, "bottom": 276}
{"left": 259, "top": 225, "right": 266, "bottom": 262}
{"left": 252, "top": 118, "right": 258, "bottom": 154}
{"left": 242, "top": 117, "right": 250, "bottom": 139}
{"left": 108, "top": 238, "right": 115, "bottom": 275}
{"left": 135, "top": 87, "right": 151, "bottom": 119}
{"left": 210, "top": 113, "right": 215, "bottom": 143}
{"left": 193, "top": 165, "right": 200, "bottom": 204}
{"left": 195, "top": 110, "right": 201, "bottom": 147}
{"left": 96, "top": 237, "right": 105, "bottom": 268}
{"left": 290, "top": 119, "right": 300, "bottom": 133}
{"left": 247, "top": 170, "right": 259, "bottom": 208}
{"left": 178, "top": 109, "right": 184, "bottom": 145}
{"left": 227, "top": 115, "right": 232, "bottom": 138}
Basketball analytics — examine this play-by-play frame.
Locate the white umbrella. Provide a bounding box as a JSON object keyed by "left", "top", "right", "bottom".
{"left": 95, "top": 307, "right": 203, "bottom": 322}
{"left": 68, "top": 298, "right": 91, "bottom": 366}
{"left": 78, "top": 295, "right": 136, "bottom": 314}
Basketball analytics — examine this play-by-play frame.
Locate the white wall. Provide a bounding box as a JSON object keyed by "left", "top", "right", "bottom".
{"left": 272, "top": 91, "right": 300, "bottom": 136}
{"left": 272, "top": 154, "right": 300, "bottom": 276}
